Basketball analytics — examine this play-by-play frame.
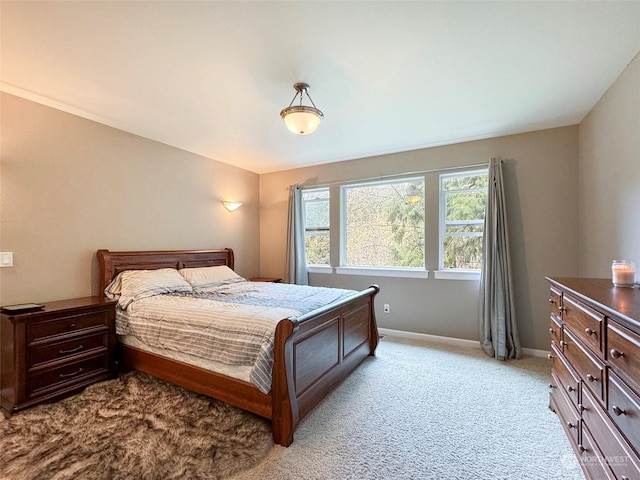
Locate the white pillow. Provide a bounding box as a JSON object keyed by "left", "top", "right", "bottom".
{"left": 179, "top": 265, "right": 245, "bottom": 290}
{"left": 105, "top": 268, "right": 193, "bottom": 309}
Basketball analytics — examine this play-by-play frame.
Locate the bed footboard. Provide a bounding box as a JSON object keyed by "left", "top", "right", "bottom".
{"left": 271, "top": 285, "right": 379, "bottom": 446}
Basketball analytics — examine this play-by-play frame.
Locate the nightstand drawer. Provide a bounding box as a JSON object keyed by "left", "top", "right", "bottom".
{"left": 27, "top": 354, "right": 109, "bottom": 397}
{"left": 563, "top": 294, "right": 604, "bottom": 355}
{"left": 28, "top": 311, "right": 109, "bottom": 343}
{"left": 28, "top": 332, "right": 109, "bottom": 369}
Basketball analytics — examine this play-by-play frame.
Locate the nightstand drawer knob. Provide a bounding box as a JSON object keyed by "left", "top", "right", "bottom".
{"left": 586, "top": 373, "right": 598, "bottom": 383}
{"left": 567, "top": 385, "right": 575, "bottom": 392}
{"left": 610, "top": 348, "right": 624, "bottom": 359}
{"left": 612, "top": 405, "right": 627, "bottom": 416}
{"left": 584, "top": 328, "right": 595, "bottom": 336}
{"left": 59, "top": 368, "right": 83, "bottom": 379}
{"left": 59, "top": 344, "right": 84, "bottom": 355}
{"left": 567, "top": 421, "right": 576, "bottom": 429}
{"left": 548, "top": 298, "right": 554, "bottom": 304}
{"left": 69, "top": 323, "right": 76, "bottom": 329}
{"left": 549, "top": 328, "right": 554, "bottom": 334}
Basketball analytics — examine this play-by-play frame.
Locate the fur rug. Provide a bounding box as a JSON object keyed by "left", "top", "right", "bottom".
{"left": 0, "top": 371, "right": 273, "bottom": 480}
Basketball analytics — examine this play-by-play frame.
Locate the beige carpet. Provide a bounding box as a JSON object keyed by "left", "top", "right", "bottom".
{"left": 232, "top": 336, "right": 585, "bottom": 480}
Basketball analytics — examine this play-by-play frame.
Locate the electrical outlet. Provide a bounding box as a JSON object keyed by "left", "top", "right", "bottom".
{"left": 383, "top": 304, "right": 390, "bottom": 314}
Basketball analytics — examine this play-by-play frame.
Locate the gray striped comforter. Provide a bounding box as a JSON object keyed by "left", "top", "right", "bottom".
{"left": 116, "top": 282, "right": 356, "bottom": 393}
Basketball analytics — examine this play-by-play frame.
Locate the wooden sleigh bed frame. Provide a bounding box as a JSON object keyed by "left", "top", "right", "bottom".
{"left": 97, "top": 248, "right": 379, "bottom": 446}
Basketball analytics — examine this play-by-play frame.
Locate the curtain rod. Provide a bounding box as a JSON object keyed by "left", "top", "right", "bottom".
{"left": 299, "top": 162, "right": 490, "bottom": 189}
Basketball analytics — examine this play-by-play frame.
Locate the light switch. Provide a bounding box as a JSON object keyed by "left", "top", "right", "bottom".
{"left": 0, "top": 252, "right": 13, "bottom": 267}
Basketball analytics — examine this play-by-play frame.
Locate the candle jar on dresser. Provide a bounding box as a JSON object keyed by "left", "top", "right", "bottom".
{"left": 611, "top": 259, "right": 636, "bottom": 287}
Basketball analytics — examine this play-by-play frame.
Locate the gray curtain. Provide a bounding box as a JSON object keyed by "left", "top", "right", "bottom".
{"left": 479, "top": 158, "right": 522, "bottom": 360}
{"left": 285, "top": 184, "right": 309, "bottom": 285}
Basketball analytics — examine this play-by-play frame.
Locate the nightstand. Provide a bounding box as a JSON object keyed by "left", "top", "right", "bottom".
{"left": 249, "top": 277, "right": 282, "bottom": 283}
{"left": 0, "top": 296, "right": 117, "bottom": 415}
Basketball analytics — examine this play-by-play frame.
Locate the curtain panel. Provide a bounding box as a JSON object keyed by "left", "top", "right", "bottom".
{"left": 479, "top": 158, "right": 522, "bottom": 360}
{"left": 285, "top": 184, "right": 309, "bottom": 285}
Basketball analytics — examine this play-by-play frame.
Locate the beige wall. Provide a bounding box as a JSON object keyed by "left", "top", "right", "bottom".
{"left": 260, "top": 126, "right": 580, "bottom": 350}
{"left": 0, "top": 93, "right": 260, "bottom": 305}
{"left": 578, "top": 53, "right": 640, "bottom": 277}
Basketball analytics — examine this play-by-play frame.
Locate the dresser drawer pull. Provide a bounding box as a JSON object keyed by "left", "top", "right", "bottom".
{"left": 566, "top": 421, "right": 576, "bottom": 429}
{"left": 578, "top": 444, "right": 587, "bottom": 453}
{"left": 586, "top": 373, "right": 598, "bottom": 383}
{"left": 559, "top": 306, "right": 566, "bottom": 312}
{"left": 59, "top": 368, "right": 83, "bottom": 379}
{"left": 612, "top": 405, "right": 627, "bottom": 416}
{"left": 610, "top": 348, "right": 624, "bottom": 359}
{"left": 548, "top": 298, "right": 555, "bottom": 304}
{"left": 584, "top": 328, "right": 595, "bottom": 336}
{"left": 59, "top": 345, "right": 84, "bottom": 355}
{"left": 69, "top": 323, "right": 76, "bottom": 329}
{"left": 547, "top": 353, "right": 554, "bottom": 360}
{"left": 549, "top": 328, "right": 554, "bottom": 335}
{"left": 549, "top": 383, "right": 555, "bottom": 389}
{"left": 559, "top": 340, "right": 566, "bottom": 347}
{"left": 578, "top": 404, "right": 585, "bottom": 412}
{"left": 567, "top": 385, "right": 575, "bottom": 393}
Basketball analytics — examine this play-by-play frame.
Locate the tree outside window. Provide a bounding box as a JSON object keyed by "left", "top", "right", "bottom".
{"left": 439, "top": 170, "right": 488, "bottom": 270}
{"left": 302, "top": 188, "right": 330, "bottom": 265}
{"left": 342, "top": 178, "right": 425, "bottom": 268}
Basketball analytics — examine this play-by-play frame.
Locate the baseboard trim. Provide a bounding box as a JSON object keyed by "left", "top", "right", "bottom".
{"left": 378, "top": 328, "right": 549, "bottom": 358}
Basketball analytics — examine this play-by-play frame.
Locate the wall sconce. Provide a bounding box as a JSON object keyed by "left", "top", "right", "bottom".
{"left": 221, "top": 198, "right": 243, "bottom": 212}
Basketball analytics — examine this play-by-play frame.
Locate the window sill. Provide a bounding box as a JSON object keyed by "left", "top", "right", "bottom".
{"left": 335, "top": 267, "right": 429, "bottom": 279}
{"left": 434, "top": 270, "right": 481, "bottom": 281}
{"left": 307, "top": 265, "right": 333, "bottom": 274}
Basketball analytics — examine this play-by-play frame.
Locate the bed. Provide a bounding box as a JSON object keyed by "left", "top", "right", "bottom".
{"left": 97, "top": 248, "right": 379, "bottom": 446}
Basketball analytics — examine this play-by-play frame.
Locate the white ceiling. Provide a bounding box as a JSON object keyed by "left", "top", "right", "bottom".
{"left": 1, "top": 1, "right": 639, "bottom": 174}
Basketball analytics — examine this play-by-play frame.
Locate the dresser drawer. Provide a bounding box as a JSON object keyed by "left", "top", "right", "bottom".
{"left": 563, "top": 294, "right": 604, "bottom": 355}
{"left": 563, "top": 327, "right": 606, "bottom": 403}
{"left": 549, "top": 315, "right": 562, "bottom": 350}
{"left": 579, "top": 424, "right": 616, "bottom": 480}
{"left": 607, "top": 321, "right": 640, "bottom": 393}
{"left": 549, "top": 286, "right": 562, "bottom": 320}
{"left": 28, "top": 332, "right": 109, "bottom": 369}
{"left": 608, "top": 371, "right": 640, "bottom": 457}
{"left": 27, "top": 311, "right": 109, "bottom": 343}
{"left": 551, "top": 343, "right": 580, "bottom": 408}
{"left": 550, "top": 371, "right": 580, "bottom": 447}
{"left": 582, "top": 386, "right": 640, "bottom": 480}
{"left": 27, "top": 354, "right": 109, "bottom": 397}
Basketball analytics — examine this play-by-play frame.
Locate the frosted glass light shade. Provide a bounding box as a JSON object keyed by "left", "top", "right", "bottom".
{"left": 281, "top": 106, "right": 323, "bottom": 135}
{"left": 222, "top": 200, "right": 243, "bottom": 212}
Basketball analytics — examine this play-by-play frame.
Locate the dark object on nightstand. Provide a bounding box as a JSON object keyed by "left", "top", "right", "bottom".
{"left": 249, "top": 277, "right": 282, "bottom": 283}
{"left": 0, "top": 296, "right": 117, "bottom": 415}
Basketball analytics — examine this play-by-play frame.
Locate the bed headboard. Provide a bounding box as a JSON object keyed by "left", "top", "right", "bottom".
{"left": 97, "top": 248, "right": 234, "bottom": 293}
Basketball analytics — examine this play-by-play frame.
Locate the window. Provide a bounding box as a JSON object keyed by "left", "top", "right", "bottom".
{"left": 302, "top": 188, "right": 330, "bottom": 265}
{"left": 439, "top": 169, "right": 488, "bottom": 270}
{"left": 341, "top": 178, "right": 424, "bottom": 268}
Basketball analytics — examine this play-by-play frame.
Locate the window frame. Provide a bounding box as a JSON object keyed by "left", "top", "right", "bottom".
{"left": 339, "top": 176, "right": 426, "bottom": 271}
{"left": 301, "top": 187, "right": 331, "bottom": 267}
{"left": 437, "top": 168, "right": 488, "bottom": 274}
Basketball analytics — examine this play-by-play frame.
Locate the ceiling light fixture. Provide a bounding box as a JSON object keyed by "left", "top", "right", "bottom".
{"left": 280, "top": 82, "right": 324, "bottom": 135}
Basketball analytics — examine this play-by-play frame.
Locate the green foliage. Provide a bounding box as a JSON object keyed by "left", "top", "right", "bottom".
{"left": 345, "top": 180, "right": 424, "bottom": 267}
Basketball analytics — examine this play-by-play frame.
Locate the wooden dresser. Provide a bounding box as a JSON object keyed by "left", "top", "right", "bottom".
{"left": 1, "top": 296, "right": 117, "bottom": 415}
{"left": 547, "top": 277, "right": 640, "bottom": 479}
